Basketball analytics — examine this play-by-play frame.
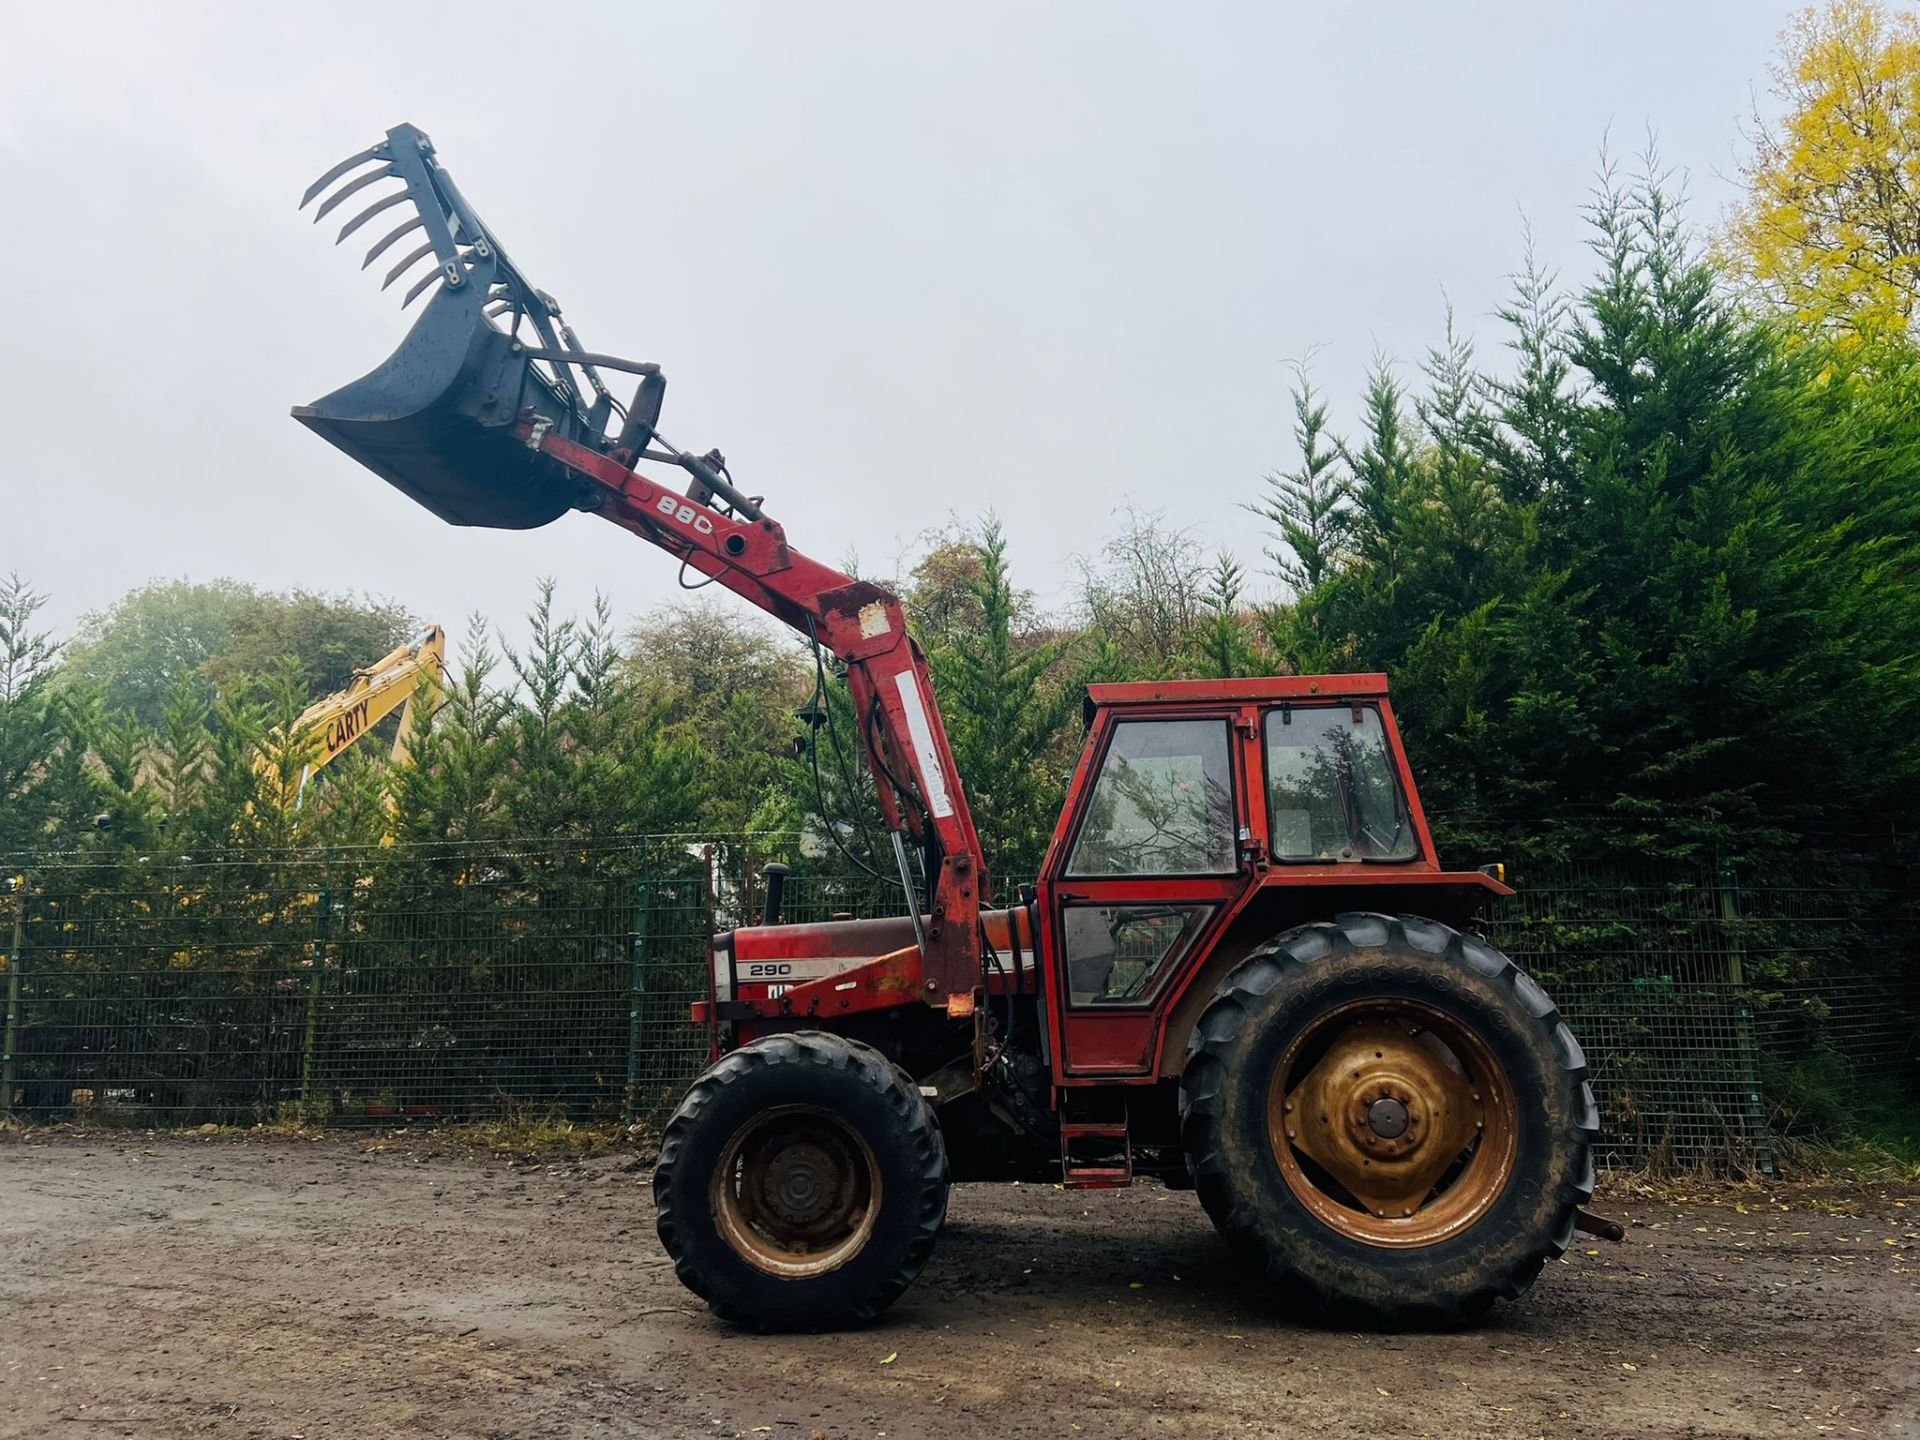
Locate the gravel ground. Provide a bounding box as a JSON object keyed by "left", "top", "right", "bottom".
{"left": 1, "top": 1130, "right": 1915, "bottom": 1440}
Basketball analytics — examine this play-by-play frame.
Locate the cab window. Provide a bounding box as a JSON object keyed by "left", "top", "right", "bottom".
{"left": 1067, "top": 718, "right": 1236, "bottom": 876}
{"left": 1063, "top": 903, "right": 1215, "bottom": 1005}
{"left": 1265, "top": 705, "right": 1416, "bottom": 862}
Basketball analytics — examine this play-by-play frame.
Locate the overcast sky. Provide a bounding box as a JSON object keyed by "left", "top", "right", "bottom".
{"left": 2, "top": 2, "right": 1797, "bottom": 651}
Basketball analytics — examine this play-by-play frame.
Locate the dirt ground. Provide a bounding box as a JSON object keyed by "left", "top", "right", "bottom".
{"left": 1, "top": 1132, "right": 1915, "bottom": 1440}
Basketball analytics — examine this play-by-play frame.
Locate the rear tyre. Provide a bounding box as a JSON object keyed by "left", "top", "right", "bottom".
{"left": 653, "top": 1032, "right": 948, "bottom": 1331}
{"left": 1180, "top": 912, "right": 1597, "bottom": 1327}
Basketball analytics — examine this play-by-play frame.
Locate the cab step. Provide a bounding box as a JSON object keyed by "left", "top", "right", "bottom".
{"left": 1059, "top": 1121, "right": 1132, "bottom": 1190}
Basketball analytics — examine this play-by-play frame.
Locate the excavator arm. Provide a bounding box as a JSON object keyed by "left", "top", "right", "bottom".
{"left": 292, "top": 125, "right": 986, "bottom": 1006}
{"left": 257, "top": 626, "right": 447, "bottom": 809}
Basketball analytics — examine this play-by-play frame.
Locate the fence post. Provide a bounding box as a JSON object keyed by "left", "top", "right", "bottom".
{"left": 299, "top": 886, "right": 331, "bottom": 1112}
{"left": 2, "top": 873, "right": 25, "bottom": 1118}
{"left": 623, "top": 873, "right": 653, "bottom": 1127}
{"left": 703, "top": 846, "right": 719, "bottom": 1064}
{"left": 1716, "top": 860, "right": 1776, "bottom": 1176}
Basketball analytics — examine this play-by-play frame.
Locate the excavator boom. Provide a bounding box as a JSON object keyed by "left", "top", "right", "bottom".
{"left": 292, "top": 125, "right": 986, "bottom": 1005}
{"left": 257, "top": 626, "right": 447, "bottom": 808}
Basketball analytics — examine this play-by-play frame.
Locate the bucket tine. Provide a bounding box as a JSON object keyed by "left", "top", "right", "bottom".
{"left": 361, "top": 216, "right": 425, "bottom": 269}
{"left": 299, "top": 142, "right": 389, "bottom": 209}
{"left": 338, "top": 191, "right": 413, "bottom": 245}
{"left": 382, "top": 241, "right": 438, "bottom": 291}
{"left": 401, "top": 264, "right": 450, "bottom": 309}
{"left": 313, "top": 164, "right": 398, "bottom": 224}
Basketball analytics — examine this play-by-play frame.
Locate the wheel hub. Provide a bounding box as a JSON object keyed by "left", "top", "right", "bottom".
{"left": 1268, "top": 1002, "right": 1517, "bottom": 1246}
{"left": 759, "top": 1138, "right": 859, "bottom": 1237}
{"left": 712, "top": 1106, "right": 882, "bottom": 1278}
{"left": 1367, "top": 1096, "right": 1410, "bottom": 1139}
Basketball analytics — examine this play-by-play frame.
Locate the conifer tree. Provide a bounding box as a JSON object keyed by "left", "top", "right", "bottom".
{"left": 0, "top": 574, "right": 61, "bottom": 854}
{"left": 925, "top": 518, "right": 1077, "bottom": 882}
{"left": 1250, "top": 365, "right": 1350, "bottom": 597}
{"left": 391, "top": 616, "right": 511, "bottom": 844}
{"left": 1343, "top": 357, "right": 1418, "bottom": 578}
{"left": 1194, "top": 552, "right": 1257, "bottom": 680}
{"left": 1493, "top": 229, "right": 1577, "bottom": 503}
{"left": 563, "top": 594, "right": 703, "bottom": 837}
{"left": 501, "top": 580, "right": 579, "bottom": 837}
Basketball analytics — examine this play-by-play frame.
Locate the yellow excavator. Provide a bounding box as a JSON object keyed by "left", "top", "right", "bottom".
{"left": 255, "top": 626, "right": 447, "bottom": 809}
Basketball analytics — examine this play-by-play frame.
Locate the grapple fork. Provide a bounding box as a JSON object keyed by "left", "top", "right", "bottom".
{"left": 293, "top": 124, "right": 632, "bottom": 529}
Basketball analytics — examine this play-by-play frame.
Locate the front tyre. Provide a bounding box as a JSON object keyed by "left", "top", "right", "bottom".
{"left": 1180, "top": 912, "right": 1597, "bottom": 1326}
{"left": 653, "top": 1032, "right": 948, "bottom": 1331}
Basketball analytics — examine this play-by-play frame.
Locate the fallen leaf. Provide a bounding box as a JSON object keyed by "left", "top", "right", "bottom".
{"left": 1621, "top": 1362, "right": 1638, "bottom": 1372}
{"left": 880, "top": 1352, "right": 897, "bottom": 1366}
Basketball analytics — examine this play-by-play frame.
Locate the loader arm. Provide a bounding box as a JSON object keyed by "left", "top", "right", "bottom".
{"left": 256, "top": 626, "right": 447, "bottom": 809}
{"left": 292, "top": 124, "right": 987, "bottom": 1006}
{"left": 522, "top": 429, "right": 988, "bottom": 1006}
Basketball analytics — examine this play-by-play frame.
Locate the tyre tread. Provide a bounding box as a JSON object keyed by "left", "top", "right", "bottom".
{"left": 1180, "top": 912, "right": 1596, "bottom": 1327}
{"left": 654, "top": 1031, "right": 947, "bottom": 1331}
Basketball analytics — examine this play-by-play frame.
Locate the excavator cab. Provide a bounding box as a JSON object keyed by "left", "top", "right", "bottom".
{"left": 294, "top": 124, "right": 658, "bottom": 531}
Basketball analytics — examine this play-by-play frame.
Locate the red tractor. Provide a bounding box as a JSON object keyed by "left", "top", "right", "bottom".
{"left": 297, "top": 125, "right": 1600, "bottom": 1332}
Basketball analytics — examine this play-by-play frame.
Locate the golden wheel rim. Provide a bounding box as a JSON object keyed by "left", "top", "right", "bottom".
{"left": 710, "top": 1105, "right": 882, "bottom": 1277}
{"left": 1267, "top": 998, "right": 1518, "bottom": 1248}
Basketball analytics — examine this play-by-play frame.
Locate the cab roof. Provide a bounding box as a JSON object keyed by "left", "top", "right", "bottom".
{"left": 1085, "top": 674, "right": 1390, "bottom": 711}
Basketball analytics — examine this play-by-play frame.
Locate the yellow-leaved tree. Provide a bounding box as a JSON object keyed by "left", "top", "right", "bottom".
{"left": 1728, "top": 1, "right": 1920, "bottom": 342}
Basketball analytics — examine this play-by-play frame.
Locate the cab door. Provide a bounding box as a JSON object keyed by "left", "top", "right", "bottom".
{"left": 1041, "top": 711, "right": 1254, "bottom": 1078}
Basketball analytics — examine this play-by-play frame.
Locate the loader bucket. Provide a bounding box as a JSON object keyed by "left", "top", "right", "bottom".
{"left": 293, "top": 276, "right": 584, "bottom": 530}
{"left": 291, "top": 123, "right": 606, "bottom": 531}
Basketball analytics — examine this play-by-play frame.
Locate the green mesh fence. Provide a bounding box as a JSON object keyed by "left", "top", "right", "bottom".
{"left": 0, "top": 840, "right": 720, "bottom": 1130}
{"left": 1489, "top": 859, "right": 1919, "bottom": 1170}
{"left": 1, "top": 840, "right": 1912, "bottom": 1171}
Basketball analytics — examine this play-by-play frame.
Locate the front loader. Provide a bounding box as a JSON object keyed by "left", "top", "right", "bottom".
{"left": 294, "top": 125, "right": 1601, "bottom": 1331}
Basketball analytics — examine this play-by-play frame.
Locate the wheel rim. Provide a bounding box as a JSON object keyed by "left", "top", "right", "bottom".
{"left": 710, "top": 1105, "right": 883, "bottom": 1277}
{"left": 1267, "top": 998, "right": 1518, "bottom": 1248}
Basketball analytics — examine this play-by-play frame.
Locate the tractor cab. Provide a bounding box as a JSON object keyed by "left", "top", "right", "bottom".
{"left": 1034, "top": 675, "right": 1508, "bottom": 1083}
